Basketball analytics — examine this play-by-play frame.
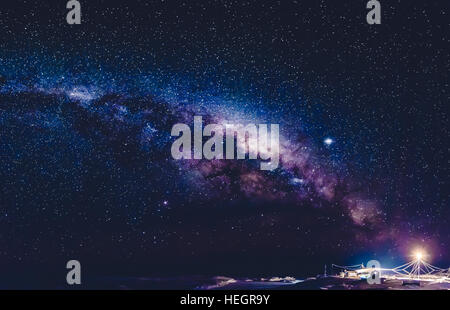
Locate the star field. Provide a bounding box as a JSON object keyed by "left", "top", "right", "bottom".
{"left": 0, "top": 0, "right": 448, "bottom": 277}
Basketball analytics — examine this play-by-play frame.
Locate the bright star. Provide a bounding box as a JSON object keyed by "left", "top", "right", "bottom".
{"left": 324, "top": 138, "right": 334, "bottom": 146}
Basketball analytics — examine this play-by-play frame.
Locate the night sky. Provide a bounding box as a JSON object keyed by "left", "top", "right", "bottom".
{"left": 0, "top": 0, "right": 448, "bottom": 280}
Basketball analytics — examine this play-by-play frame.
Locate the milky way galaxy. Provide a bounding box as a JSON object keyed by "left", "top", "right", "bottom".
{"left": 0, "top": 1, "right": 448, "bottom": 280}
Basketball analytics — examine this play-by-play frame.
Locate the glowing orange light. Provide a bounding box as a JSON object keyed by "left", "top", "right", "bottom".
{"left": 415, "top": 251, "right": 423, "bottom": 261}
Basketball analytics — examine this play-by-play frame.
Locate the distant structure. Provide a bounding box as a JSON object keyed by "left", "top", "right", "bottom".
{"left": 332, "top": 251, "right": 450, "bottom": 284}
